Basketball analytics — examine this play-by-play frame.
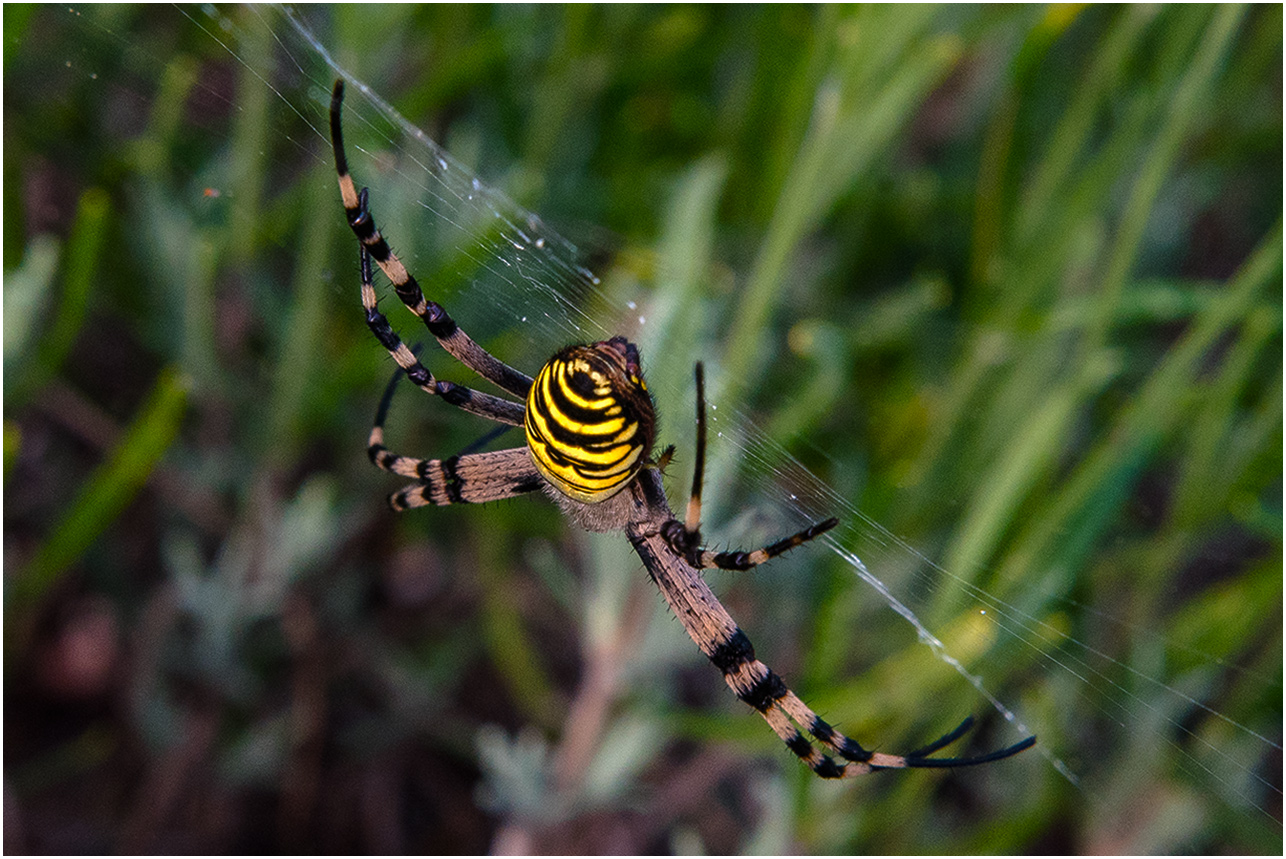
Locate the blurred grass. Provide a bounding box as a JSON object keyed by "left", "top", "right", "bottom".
{"left": 6, "top": 365, "right": 189, "bottom": 614}
{"left": 3, "top": 4, "right": 1280, "bottom": 855}
{"left": 5, "top": 187, "right": 109, "bottom": 406}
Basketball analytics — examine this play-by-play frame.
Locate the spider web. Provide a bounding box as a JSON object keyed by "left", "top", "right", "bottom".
{"left": 28, "top": 3, "right": 1282, "bottom": 849}
{"left": 242, "top": 6, "right": 1286, "bottom": 833}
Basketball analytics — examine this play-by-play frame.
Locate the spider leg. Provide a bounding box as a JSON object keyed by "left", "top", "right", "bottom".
{"left": 631, "top": 524, "right": 870, "bottom": 778}
{"left": 357, "top": 243, "right": 525, "bottom": 426}
{"left": 374, "top": 348, "right": 518, "bottom": 455}
{"left": 899, "top": 734, "right": 1037, "bottom": 769}
{"left": 367, "top": 360, "right": 541, "bottom": 509}
{"left": 903, "top": 715, "right": 976, "bottom": 758}
{"left": 383, "top": 446, "right": 543, "bottom": 510}
{"left": 685, "top": 362, "right": 708, "bottom": 536}
{"left": 777, "top": 690, "right": 1035, "bottom": 770}
{"left": 686, "top": 518, "right": 841, "bottom": 571}
{"left": 659, "top": 362, "right": 838, "bottom": 569}
{"left": 632, "top": 465, "right": 1035, "bottom": 780}
{"left": 330, "top": 79, "right": 534, "bottom": 399}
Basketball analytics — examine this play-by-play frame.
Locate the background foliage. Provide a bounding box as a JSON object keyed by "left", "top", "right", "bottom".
{"left": 4, "top": 4, "right": 1281, "bottom": 854}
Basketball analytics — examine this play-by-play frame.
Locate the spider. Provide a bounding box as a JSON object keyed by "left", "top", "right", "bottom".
{"left": 329, "top": 80, "right": 1035, "bottom": 779}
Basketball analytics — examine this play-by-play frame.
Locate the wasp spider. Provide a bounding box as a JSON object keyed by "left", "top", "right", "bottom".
{"left": 330, "top": 80, "right": 1035, "bottom": 779}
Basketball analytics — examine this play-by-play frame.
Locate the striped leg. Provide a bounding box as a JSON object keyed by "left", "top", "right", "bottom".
{"left": 367, "top": 362, "right": 543, "bottom": 510}
{"left": 381, "top": 447, "right": 543, "bottom": 510}
{"left": 660, "top": 362, "right": 838, "bottom": 570}
{"left": 663, "top": 517, "right": 841, "bottom": 571}
{"left": 629, "top": 519, "right": 1036, "bottom": 777}
{"left": 356, "top": 243, "right": 526, "bottom": 427}
{"left": 631, "top": 526, "right": 867, "bottom": 777}
{"left": 330, "top": 79, "right": 533, "bottom": 399}
{"left": 720, "top": 652, "right": 1033, "bottom": 774}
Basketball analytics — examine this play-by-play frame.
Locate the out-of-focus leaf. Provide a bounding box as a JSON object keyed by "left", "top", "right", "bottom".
{"left": 3, "top": 234, "right": 60, "bottom": 374}
{"left": 8, "top": 188, "right": 110, "bottom": 406}
{"left": 8, "top": 366, "right": 190, "bottom": 613}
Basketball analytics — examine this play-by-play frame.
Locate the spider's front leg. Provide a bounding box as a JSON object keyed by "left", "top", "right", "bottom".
{"left": 329, "top": 79, "right": 533, "bottom": 400}
{"left": 351, "top": 243, "right": 526, "bottom": 427}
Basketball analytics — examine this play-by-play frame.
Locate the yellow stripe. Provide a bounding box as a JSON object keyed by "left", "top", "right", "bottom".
{"left": 609, "top": 422, "right": 639, "bottom": 446}
{"left": 527, "top": 436, "right": 639, "bottom": 494}
{"left": 554, "top": 361, "right": 615, "bottom": 410}
{"left": 541, "top": 370, "right": 625, "bottom": 436}
{"left": 526, "top": 398, "right": 636, "bottom": 467}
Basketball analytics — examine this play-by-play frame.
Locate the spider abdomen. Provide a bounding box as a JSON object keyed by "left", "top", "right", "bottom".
{"left": 525, "top": 338, "right": 656, "bottom": 504}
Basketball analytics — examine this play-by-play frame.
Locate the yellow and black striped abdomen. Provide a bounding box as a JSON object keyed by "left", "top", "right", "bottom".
{"left": 525, "top": 338, "right": 656, "bottom": 503}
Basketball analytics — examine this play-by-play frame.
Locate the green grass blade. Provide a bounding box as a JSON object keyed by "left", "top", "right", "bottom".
{"left": 1084, "top": 4, "right": 1246, "bottom": 355}
{"left": 723, "top": 9, "right": 958, "bottom": 395}
{"left": 8, "top": 188, "right": 110, "bottom": 406}
{"left": 8, "top": 366, "right": 191, "bottom": 612}
{"left": 267, "top": 170, "right": 335, "bottom": 463}
{"left": 997, "top": 220, "right": 1281, "bottom": 596}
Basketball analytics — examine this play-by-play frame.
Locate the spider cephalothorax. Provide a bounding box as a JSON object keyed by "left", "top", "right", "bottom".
{"left": 331, "top": 79, "right": 1035, "bottom": 779}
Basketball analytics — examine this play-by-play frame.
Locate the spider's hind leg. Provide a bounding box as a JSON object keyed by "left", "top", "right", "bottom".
{"left": 629, "top": 515, "right": 1036, "bottom": 781}
{"left": 721, "top": 632, "right": 1034, "bottom": 776}
{"left": 660, "top": 362, "right": 838, "bottom": 570}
